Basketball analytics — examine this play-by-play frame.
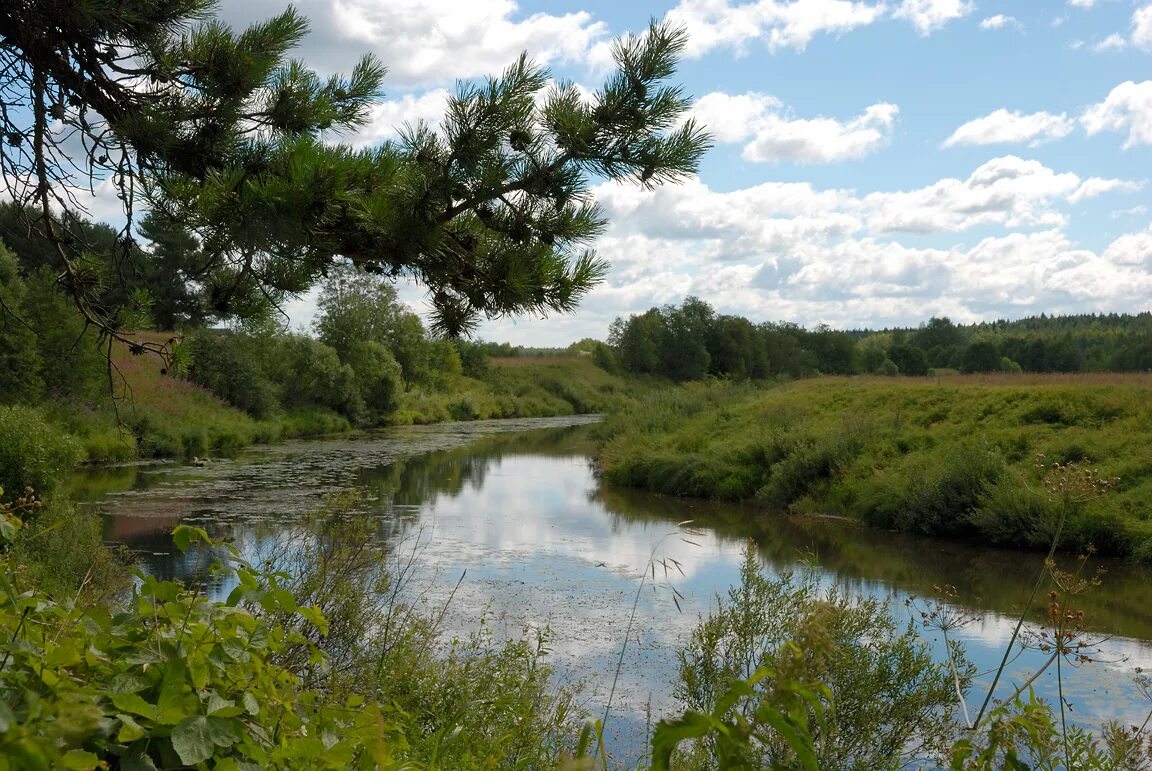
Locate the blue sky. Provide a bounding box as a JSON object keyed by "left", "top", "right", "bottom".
{"left": 205, "top": 2, "right": 1152, "bottom": 343}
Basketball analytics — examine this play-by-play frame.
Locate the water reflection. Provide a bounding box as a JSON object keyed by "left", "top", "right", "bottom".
{"left": 75, "top": 417, "right": 1152, "bottom": 760}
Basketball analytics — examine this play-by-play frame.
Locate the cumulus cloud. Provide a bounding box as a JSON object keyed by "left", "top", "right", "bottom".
{"left": 213, "top": 0, "right": 607, "bottom": 86}
{"left": 1132, "top": 4, "right": 1152, "bottom": 48}
{"left": 665, "top": 0, "right": 887, "bottom": 56}
{"left": 1081, "top": 80, "right": 1152, "bottom": 148}
{"left": 595, "top": 156, "right": 1139, "bottom": 243}
{"left": 561, "top": 156, "right": 1148, "bottom": 338}
{"left": 860, "top": 156, "right": 1136, "bottom": 233}
{"left": 979, "top": 15, "right": 1022, "bottom": 31}
{"left": 664, "top": 0, "right": 974, "bottom": 58}
{"left": 689, "top": 92, "right": 899, "bottom": 163}
{"left": 352, "top": 89, "right": 452, "bottom": 146}
{"left": 892, "top": 0, "right": 974, "bottom": 35}
{"left": 942, "top": 109, "right": 1075, "bottom": 147}
{"left": 1077, "top": 4, "right": 1152, "bottom": 52}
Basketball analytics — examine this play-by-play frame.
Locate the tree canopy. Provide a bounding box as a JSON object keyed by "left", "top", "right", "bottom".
{"left": 0, "top": 1, "right": 710, "bottom": 352}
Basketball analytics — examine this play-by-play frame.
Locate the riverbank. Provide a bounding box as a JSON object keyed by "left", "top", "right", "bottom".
{"left": 595, "top": 374, "right": 1152, "bottom": 560}
{"left": 25, "top": 342, "right": 636, "bottom": 468}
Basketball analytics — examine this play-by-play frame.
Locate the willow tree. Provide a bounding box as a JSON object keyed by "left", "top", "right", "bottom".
{"left": 0, "top": 1, "right": 709, "bottom": 351}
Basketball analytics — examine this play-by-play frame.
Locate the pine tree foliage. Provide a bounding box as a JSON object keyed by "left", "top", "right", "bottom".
{"left": 0, "top": 1, "right": 709, "bottom": 345}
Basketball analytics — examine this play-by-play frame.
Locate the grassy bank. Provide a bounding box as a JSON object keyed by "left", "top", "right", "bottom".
{"left": 27, "top": 339, "right": 635, "bottom": 467}
{"left": 596, "top": 374, "right": 1152, "bottom": 559}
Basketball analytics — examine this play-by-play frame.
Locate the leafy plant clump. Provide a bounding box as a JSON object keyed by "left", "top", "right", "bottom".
{"left": 667, "top": 547, "right": 967, "bottom": 769}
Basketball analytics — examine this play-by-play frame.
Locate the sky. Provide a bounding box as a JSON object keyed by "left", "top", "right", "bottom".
{"left": 139, "top": 1, "right": 1152, "bottom": 344}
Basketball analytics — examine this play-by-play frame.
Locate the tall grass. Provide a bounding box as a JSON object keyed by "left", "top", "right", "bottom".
{"left": 597, "top": 374, "right": 1152, "bottom": 559}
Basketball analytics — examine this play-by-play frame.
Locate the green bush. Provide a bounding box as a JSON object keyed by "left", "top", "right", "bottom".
{"left": 894, "top": 442, "right": 1005, "bottom": 536}
{"left": 0, "top": 405, "right": 82, "bottom": 495}
{"left": 757, "top": 433, "right": 858, "bottom": 510}
{"left": 673, "top": 548, "right": 966, "bottom": 769}
{"left": 343, "top": 340, "right": 402, "bottom": 421}
{"left": 971, "top": 476, "right": 1063, "bottom": 548}
{"left": 187, "top": 331, "right": 278, "bottom": 419}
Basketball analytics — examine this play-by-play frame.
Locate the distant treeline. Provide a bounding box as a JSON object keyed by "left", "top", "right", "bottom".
{"left": 604, "top": 297, "right": 1152, "bottom": 380}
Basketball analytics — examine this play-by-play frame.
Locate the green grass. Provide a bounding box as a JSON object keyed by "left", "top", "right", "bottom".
{"left": 596, "top": 374, "right": 1152, "bottom": 559}
{"left": 38, "top": 344, "right": 636, "bottom": 468}
{"left": 389, "top": 355, "right": 639, "bottom": 425}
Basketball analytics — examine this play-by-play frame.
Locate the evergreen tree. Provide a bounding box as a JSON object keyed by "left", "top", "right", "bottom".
{"left": 0, "top": 246, "right": 43, "bottom": 403}
{"left": 136, "top": 211, "right": 208, "bottom": 329}
{"left": 0, "top": 2, "right": 709, "bottom": 348}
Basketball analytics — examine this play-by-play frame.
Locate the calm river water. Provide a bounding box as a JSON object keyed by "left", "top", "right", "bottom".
{"left": 71, "top": 416, "right": 1152, "bottom": 763}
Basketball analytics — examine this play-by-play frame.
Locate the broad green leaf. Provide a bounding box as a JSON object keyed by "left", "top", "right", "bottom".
{"left": 117, "top": 713, "right": 147, "bottom": 742}
{"left": 60, "top": 750, "right": 100, "bottom": 769}
{"left": 172, "top": 525, "right": 211, "bottom": 553}
{"left": 110, "top": 692, "right": 156, "bottom": 720}
{"left": 206, "top": 693, "right": 236, "bottom": 715}
{"left": 172, "top": 715, "right": 215, "bottom": 765}
{"left": 120, "top": 740, "right": 159, "bottom": 771}
{"left": 206, "top": 715, "right": 243, "bottom": 748}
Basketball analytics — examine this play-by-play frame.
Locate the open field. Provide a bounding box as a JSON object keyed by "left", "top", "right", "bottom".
{"left": 596, "top": 373, "right": 1152, "bottom": 559}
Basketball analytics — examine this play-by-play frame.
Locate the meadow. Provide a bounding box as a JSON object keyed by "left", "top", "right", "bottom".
{"left": 596, "top": 373, "right": 1152, "bottom": 560}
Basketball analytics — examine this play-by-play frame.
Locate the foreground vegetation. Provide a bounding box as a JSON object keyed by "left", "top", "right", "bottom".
{"left": 3, "top": 480, "right": 1149, "bottom": 769}
{"left": 597, "top": 374, "right": 1152, "bottom": 560}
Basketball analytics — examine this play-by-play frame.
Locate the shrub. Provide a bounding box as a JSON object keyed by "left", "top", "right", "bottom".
{"left": 187, "top": 331, "right": 278, "bottom": 418}
{"left": 673, "top": 548, "right": 966, "bottom": 769}
{"left": 342, "top": 341, "right": 403, "bottom": 422}
{"left": 971, "top": 476, "right": 1063, "bottom": 549}
{"left": 894, "top": 442, "right": 1005, "bottom": 536}
{"left": 756, "top": 433, "right": 859, "bottom": 509}
{"left": 0, "top": 405, "right": 82, "bottom": 495}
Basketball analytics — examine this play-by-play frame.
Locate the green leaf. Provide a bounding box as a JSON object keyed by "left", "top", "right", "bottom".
{"left": 206, "top": 692, "right": 237, "bottom": 716}
{"left": 120, "top": 741, "right": 159, "bottom": 771}
{"left": 205, "top": 715, "right": 243, "bottom": 748}
{"left": 60, "top": 750, "right": 100, "bottom": 769}
{"left": 172, "top": 525, "right": 211, "bottom": 553}
{"left": 759, "top": 709, "right": 819, "bottom": 771}
{"left": 110, "top": 692, "right": 157, "bottom": 720}
{"left": 117, "top": 713, "right": 147, "bottom": 742}
{"left": 172, "top": 715, "right": 215, "bottom": 765}
{"left": 242, "top": 692, "right": 260, "bottom": 717}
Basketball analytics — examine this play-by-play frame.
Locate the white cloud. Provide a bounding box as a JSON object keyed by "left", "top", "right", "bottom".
{"left": 1081, "top": 81, "right": 1152, "bottom": 148}
{"left": 860, "top": 156, "right": 1136, "bottom": 233}
{"left": 666, "top": 0, "right": 887, "bottom": 56}
{"left": 1111, "top": 204, "right": 1148, "bottom": 218}
{"left": 1067, "top": 0, "right": 1098, "bottom": 7}
{"left": 1068, "top": 176, "right": 1145, "bottom": 204}
{"left": 352, "top": 89, "right": 452, "bottom": 146}
{"left": 214, "top": 0, "right": 607, "bottom": 86}
{"left": 979, "top": 15, "right": 1022, "bottom": 31}
{"left": 943, "top": 109, "right": 1075, "bottom": 147}
{"left": 892, "top": 0, "right": 974, "bottom": 35}
{"left": 1102, "top": 222, "right": 1152, "bottom": 267}
{"left": 336, "top": 0, "right": 607, "bottom": 86}
{"left": 1092, "top": 33, "right": 1128, "bottom": 52}
{"left": 595, "top": 157, "right": 1140, "bottom": 244}
{"left": 689, "top": 92, "right": 898, "bottom": 163}
{"left": 1132, "top": 4, "right": 1152, "bottom": 48}
{"left": 576, "top": 158, "right": 1144, "bottom": 333}
{"left": 1078, "top": 4, "right": 1152, "bottom": 52}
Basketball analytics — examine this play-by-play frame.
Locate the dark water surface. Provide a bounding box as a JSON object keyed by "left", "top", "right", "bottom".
{"left": 72, "top": 417, "right": 1152, "bottom": 762}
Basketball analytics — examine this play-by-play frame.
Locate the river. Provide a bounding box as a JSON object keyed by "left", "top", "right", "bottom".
{"left": 70, "top": 416, "right": 1152, "bottom": 764}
